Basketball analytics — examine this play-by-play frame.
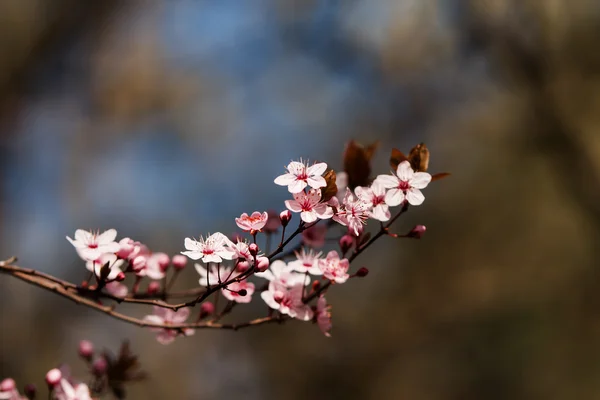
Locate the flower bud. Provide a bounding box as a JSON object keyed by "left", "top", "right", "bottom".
{"left": 171, "top": 255, "right": 187, "bottom": 271}
{"left": 80, "top": 281, "right": 89, "bottom": 289}
{"left": 155, "top": 252, "right": 170, "bottom": 272}
{"left": 200, "top": 302, "right": 215, "bottom": 319}
{"left": 0, "top": 378, "right": 16, "bottom": 392}
{"left": 356, "top": 267, "right": 369, "bottom": 277}
{"left": 279, "top": 210, "right": 292, "bottom": 227}
{"left": 117, "top": 238, "right": 135, "bottom": 259}
{"left": 312, "top": 280, "right": 321, "bottom": 291}
{"left": 200, "top": 301, "right": 215, "bottom": 318}
{"left": 248, "top": 243, "right": 259, "bottom": 257}
{"left": 339, "top": 234, "right": 354, "bottom": 253}
{"left": 78, "top": 340, "right": 94, "bottom": 360}
{"left": 24, "top": 383, "right": 36, "bottom": 399}
{"left": 255, "top": 256, "right": 270, "bottom": 272}
{"left": 236, "top": 260, "right": 250, "bottom": 273}
{"left": 115, "top": 272, "right": 126, "bottom": 282}
{"left": 92, "top": 357, "right": 108, "bottom": 376}
{"left": 237, "top": 289, "right": 247, "bottom": 297}
{"left": 407, "top": 225, "right": 426, "bottom": 239}
{"left": 147, "top": 281, "right": 161, "bottom": 295}
{"left": 45, "top": 369, "right": 61, "bottom": 387}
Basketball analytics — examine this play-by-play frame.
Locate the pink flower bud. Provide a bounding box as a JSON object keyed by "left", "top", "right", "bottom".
{"left": 0, "top": 378, "right": 16, "bottom": 392}
{"left": 407, "top": 225, "right": 426, "bottom": 239}
{"left": 255, "top": 256, "right": 270, "bottom": 272}
{"left": 312, "top": 280, "right": 321, "bottom": 291}
{"left": 92, "top": 357, "right": 108, "bottom": 376}
{"left": 356, "top": 267, "right": 369, "bottom": 277}
{"left": 339, "top": 234, "right": 354, "bottom": 253}
{"left": 248, "top": 243, "right": 259, "bottom": 257}
{"left": 200, "top": 302, "right": 215, "bottom": 318}
{"left": 171, "top": 255, "right": 187, "bottom": 270}
{"left": 236, "top": 260, "right": 250, "bottom": 273}
{"left": 147, "top": 281, "right": 161, "bottom": 295}
{"left": 78, "top": 340, "right": 94, "bottom": 360}
{"left": 154, "top": 252, "right": 170, "bottom": 272}
{"left": 117, "top": 238, "right": 135, "bottom": 259}
{"left": 279, "top": 210, "right": 292, "bottom": 227}
{"left": 45, "top": 369, "right": 61, "bottom": 387}
{"left": 115, "top": 272, "right": 126, "bottom": 282}
{"left": 24, "top": 383, "right": 36, "bottom": 398}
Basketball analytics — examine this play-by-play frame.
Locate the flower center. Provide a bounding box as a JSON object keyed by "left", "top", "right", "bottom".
{"left": 203, "top": 249, "right": 214, "bottom": 255}
{"left": 373, "top": 195, "right": 385, "bottom": 206}
{"left": 398, "top": 180, "right": 410, "bottom": 191}
{"left": 88, "top": 243, "right": 98, "bottom": 249}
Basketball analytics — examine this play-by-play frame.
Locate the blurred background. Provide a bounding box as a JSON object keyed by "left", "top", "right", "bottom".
{"left": 2, "top": 0, "right": 600, "bottom": 399}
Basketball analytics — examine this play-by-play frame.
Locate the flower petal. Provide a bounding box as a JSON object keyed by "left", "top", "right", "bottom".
{"left": 375, "top": 174, "right": 399, "bottom": 188}
{"left": 285, "top": 199, "right": 303, "bottom": 212}
{"left": 306, "top": 162, "right": 327, "bottom": 176}
{"left": 274, "top": 173, "right": 296, "bottom": 186}
{"left": 410, "top": 172, "right": 432, "bottom": 189}
{"left": 300, "top": 210, "right": 318, "bottom": 223}
{"left": 406, "top": 188, "right": 425, "bottom": 206}
{"left": 384, "top": 189, "right": 405, "bottom": 206}
{"left": 396, "top": 161, "right": 414, "bottom": 181}
{"left": 288, "top": 179, "right": 307, "bottom": 193}
{"left": 97, "top": 228, "right": 117, "bottom": 244}
{"left": 307, "top": 176, "right": 326, "bottom": 189}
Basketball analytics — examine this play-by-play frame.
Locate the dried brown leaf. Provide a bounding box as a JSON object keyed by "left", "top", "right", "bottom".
{"left": 320, "top": 169, "right": 338, "bottom": 203}
{"left": 343, "top": 140, "right": 380, "bottom": 189}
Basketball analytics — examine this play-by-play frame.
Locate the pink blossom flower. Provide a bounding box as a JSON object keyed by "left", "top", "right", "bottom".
{"left": 355, "top": 181, "right": 391, "bottom": 221}
{"left": 228, "top": 240, "right": 252, "bottom": 261}
{"left": 318, "top": 251, "right": 350, "bottom": 283}
{"left": 316, "top": 295, "right": 332, "bottom": 337}
{"left": 261, "top": 283, "right": 314, "bottom": 321}
{"left": 135, "top": 253, "right": 167, "bottom": 280}
{"left": 142, "top": 306, "right": 194, "bottom": 345}
{"left": 182, "top": 232, "right": 235, "bottom": 263}
{"left": 274, "top": 160, "right": 328, "bottom": 193}
{"left": 66, "top": 229, "right": 120, "bottom": 261}
{"left": 288, "top": 248, "right": 323, "bottom": 275}
{"left": 375, "top": 160, "right": 432, "bottom": 206}
{"left": 85, "top": 253, "right": 124, "bottom": 281}
{"left": 55, "top": 379, "right": 92, "bottom": 400}
{"left": 332, "top": 189, "right": 370, "bottom": 236}
{"left": 285, "top": 189, "right": 333, "bottom": 223}
{"left": 302, "top": 223, "right": 327, "bottom": 248}
{"left": 105, "top": 281, "right": 128, "bottom": 297}
{"left": 255, "top": 260, "right": 309, "bottom": 286}
{"left": 235, "top": 211, "right": 269, "bottom": 232}
{"left": 222, "top": 280, "right": 255, "bottom": 303}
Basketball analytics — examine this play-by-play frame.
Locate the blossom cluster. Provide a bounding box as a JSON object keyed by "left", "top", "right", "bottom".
{"left": 62, "top": 144, "right": 435, "bottom": 344}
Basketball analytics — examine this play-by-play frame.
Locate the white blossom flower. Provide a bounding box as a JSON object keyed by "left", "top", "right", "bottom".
{"left": 274, "top": 160, "right": 327, "bottom": 193}
{"left": 182, "top": 232, "right": 235, "bottom": 263}
{"left": 66, "top": 229, "right": 120, "bottom": 261}
{"left": 285, "top": 189, "right": 333, "bottom": 223}
{"left": 375, "top": 161, "right": 431, "bottom": 206}
{"left": 355, "top": 181, "right": 391, "bottom": 221}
